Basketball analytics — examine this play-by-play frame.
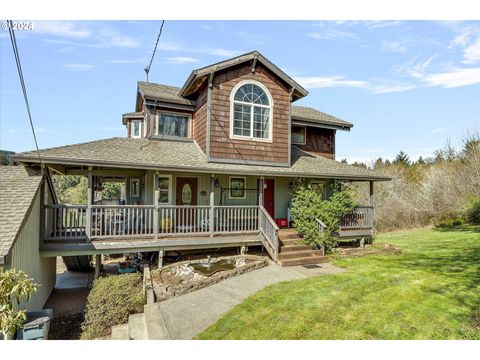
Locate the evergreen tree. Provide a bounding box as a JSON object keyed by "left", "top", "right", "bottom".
{"left": 393, "top": 151, "right": 411, "bottom": 166}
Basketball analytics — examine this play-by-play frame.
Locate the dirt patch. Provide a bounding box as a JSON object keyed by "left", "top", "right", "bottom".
{"left": 48, "top": 313, "right": 84, "bottom": 340}
{"left": 334, "top": 243, "right": 401, "bottom": 258}
{"left": 152, "top": 255, "right": 268, "bottom": 302}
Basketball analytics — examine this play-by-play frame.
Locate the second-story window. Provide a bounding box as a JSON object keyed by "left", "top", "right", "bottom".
{"left": 230, "top": 81, "right": 273, "bottom": 142}
{"left": 157, "top": 112, "right": 190, "bottom": 138}
{"left": 131, "top": 120, "right": 142, "bottom": 138}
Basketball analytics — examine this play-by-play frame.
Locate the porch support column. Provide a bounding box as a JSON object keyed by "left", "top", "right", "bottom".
{"left": 86, "top": 171, "right": 93, "bottom": 240}
{"left": 369, "top": 180, "right": 375, "bottom": 232}
{"left": 154, "top": 173, "right": 159, "bottom": 239}
{"left": 258, "top": 176, "right": 265, "bottom": 207}
{"left": 158, "top": 249, "right": 164, "bottom": 268}
{"left": 209, "top": 174, "right": 215, "bottom": 237}
{"left": 94, "top": 254, "right": 102, "bottom": 279}
{"left": 369, "top": 180, "right": 375, "bottom": 207}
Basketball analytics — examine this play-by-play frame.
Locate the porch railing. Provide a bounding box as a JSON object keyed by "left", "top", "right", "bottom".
{"left": 91, "top": 205, "right": 155, "bottom": 238}
{"left": 258, "top": 206, "right": 279, "bottom": 260}
{"left": 214, "top": 206, "right": 259, "bottom": 234}
{"left": 340, "top": 206, "right": 374, "bottom": 230}
{"left": 44, "top": 204, "right": 87, "bottom": 240}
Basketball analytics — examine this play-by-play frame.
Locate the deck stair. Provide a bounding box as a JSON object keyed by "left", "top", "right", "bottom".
{"left": 277, "top": 228, "right": 328, "bottom": 267}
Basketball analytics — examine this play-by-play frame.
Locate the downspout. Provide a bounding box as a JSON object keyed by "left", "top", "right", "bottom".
{"left": 206, "top": 72, "right": 214, "bottom": 162}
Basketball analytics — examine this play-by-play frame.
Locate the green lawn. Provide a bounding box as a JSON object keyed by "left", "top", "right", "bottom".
{"left": 198, "top": 226, "right": 480, "bottom": 339}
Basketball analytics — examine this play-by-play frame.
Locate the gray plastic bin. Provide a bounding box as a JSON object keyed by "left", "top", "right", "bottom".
{"left": 16, "top": 309, "right": 53, "bottom": 340}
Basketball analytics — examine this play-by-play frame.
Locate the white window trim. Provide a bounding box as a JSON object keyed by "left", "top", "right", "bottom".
{"left": 229, "top": 80, "right": 274, "bottom": 143}
{"left": 229, "top": 176, "right": 247, "bottom": 200}
{"left": 130, "top": 120, "right": 142, "bottom": 139}
{"left": 291, "top": 125, "right": 307, "bottom": 145}
{"left": 155, "top": 111, "right": 192, "bottom": 139}
{"left": 130, "top": 178, "right": 140, "bottom": 197}
{"left": 156, "top": 174, "right": 173, "bottom": 205}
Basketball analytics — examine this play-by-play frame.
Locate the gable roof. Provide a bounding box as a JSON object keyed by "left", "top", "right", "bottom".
{"left": 13, "top": 137, "right": 390, "bottom": 181}
{"left": 0, "top": 166, "right": 44, "bottom": 264}
{"left": 179, "top": 51, "right": 308, "bottom": 101}
{"left": 135, "top": 82, "right": 352, "bottom": 130}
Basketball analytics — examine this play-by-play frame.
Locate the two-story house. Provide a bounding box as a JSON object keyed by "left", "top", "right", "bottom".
{"left": 13, "top": 51, "right": 389, "bottom": 269}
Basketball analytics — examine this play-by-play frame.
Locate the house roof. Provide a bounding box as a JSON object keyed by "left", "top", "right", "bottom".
{"left": 13, "top": 138, "right": 390, "bottom": 181}
{"left": 0, "top": 166, "right": 43, "bottom": 264}
{"left": 179, "top": 51, "right": 308, "bottom": 101}
{"left": 135, "top": 82, "right": 352, "bottom": 130}
{"left": 122, "top": 111, "right": 143, "bottom": 125}
{"left": 291, "top": 106, "right": 353, "bottom": 130}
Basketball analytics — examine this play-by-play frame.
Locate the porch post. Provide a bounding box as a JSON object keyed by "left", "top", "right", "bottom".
{"left": 154, "top": 173, "right": 159, "bottom": 239}
{"left": 209, "top": 174, "right": 215, "bottom": 237}
{"left": 94, "top": 254, "right": 102, "bottom": 279}
{"left": 86, "top": 171, "right": 93, "bottom": 240}
{"left": 369, "top": 180, "right": 375, "bottom": 229}
{"left": 158, "top": 249, "right": 164, "bottom": 268}
{"left": 258, "top": 176, "right": 265, "bottom": 207}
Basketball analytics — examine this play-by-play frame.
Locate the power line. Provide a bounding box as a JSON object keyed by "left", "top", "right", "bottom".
{"left": 144, "top": 20, "right": 165, "bottom": 82}
{"left": 8, "top": 20, "right": 42, "bottom": 166}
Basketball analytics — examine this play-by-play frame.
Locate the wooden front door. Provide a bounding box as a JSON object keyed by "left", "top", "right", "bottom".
{"left": 176, "top": 178, "right": 197, "bottom": 206}
{"left": 263, "top": 179, "right": 275, "bottom": 219}
{"left": 175, "top": 178, "right": 198, "bottom": 231}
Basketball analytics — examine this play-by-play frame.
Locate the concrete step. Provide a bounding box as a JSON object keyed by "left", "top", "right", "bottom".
{"left": 278, "top": 250, "right": 324, "bottom": 260}
{"left": 279, "top": 256, "right": 329, "bottom": 267}
{"left": 280, "top": 244, "right": 312, "bottom": 252}
{"left": 277, "top": 228, "right": 298, "bottom": 235}
{"left": 128, "top": 313, "right": 148, "bottom": 340}
{"left": 111, "top": 324, "right": 129, "bottom": 340}
{"left": 280, "top": 238, "right": 303, "bottom": 246}
{"left": 144, "top": 304, "right": 171, "bottom": 340}
{"left": 278, "top": 233, "right": 303, "bottom": 241}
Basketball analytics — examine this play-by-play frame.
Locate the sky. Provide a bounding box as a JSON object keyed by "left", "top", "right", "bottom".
{"left": 0, "top": 20, "right": 479, "bottom": 163}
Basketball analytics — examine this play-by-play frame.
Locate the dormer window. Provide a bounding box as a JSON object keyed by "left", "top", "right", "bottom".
{"left": 131, "top": 120, "right": 142, "bottom": 138}
{"left": 230, "top": 80, "right": 273, "bottom": 142}
{"left": 156, "top": 112, "right": 190, "bottom": 138}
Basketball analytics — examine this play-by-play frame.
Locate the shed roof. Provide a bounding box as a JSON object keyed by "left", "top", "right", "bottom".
{"left": 13, "top": 138, "right": 390, "bottom": 181}
{"left": 0, "top": 166, "right": 43, "bottom": 264}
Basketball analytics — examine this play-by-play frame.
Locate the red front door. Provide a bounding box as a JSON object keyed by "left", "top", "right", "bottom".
{"left": 262, "top": 179, "right": 275, "bottom": 219}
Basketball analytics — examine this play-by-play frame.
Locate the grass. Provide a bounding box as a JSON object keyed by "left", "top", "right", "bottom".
{"left": 197, "top": 225, "right": 480, "bottom": 339}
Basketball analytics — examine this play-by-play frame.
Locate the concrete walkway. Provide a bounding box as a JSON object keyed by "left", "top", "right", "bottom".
{"left": 155, "top": 262, "right": 345, "bottom": 339}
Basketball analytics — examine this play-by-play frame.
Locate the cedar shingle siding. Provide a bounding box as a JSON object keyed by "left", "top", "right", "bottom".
{"left": 209, "top": 63, "right": 290, "bottom": 164}
{"left": 193, "top": 84, "right": 208, "bottom": 152}
{"left": 298, "top": 127, "right": 336, "bottom": 159}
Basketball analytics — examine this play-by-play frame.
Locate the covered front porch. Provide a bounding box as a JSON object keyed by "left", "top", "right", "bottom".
{"left": 41, "top": 168, "right": 376, "bottom": 262}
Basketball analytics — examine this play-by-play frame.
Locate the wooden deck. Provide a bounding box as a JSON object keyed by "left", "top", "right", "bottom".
{"left": 40, "top": 233, "right": 263, "bottom": 257}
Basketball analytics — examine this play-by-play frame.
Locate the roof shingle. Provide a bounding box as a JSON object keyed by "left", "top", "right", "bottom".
{"left": 0, "top": 166, "right": 43, "bottom": 263}
{"left": 13, "top": 138, "right": 389, "bottom": 181}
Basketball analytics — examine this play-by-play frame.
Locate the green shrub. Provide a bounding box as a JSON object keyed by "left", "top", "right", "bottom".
{"left": 434, "top": 217, "right": 465, "bottom": 228}
{"left": 290, "top": 181, "right": 357, "bottom": 252}
{"left": 80, "top": 273, "right": 144, "bottom": 339}
{"left": 467, "top": 197, "right": 480, "bottom": 224}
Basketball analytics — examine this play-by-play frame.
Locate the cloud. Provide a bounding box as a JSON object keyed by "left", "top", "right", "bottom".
{"left": 63, "top": 63, "right": 94, "bottom": 71}
{"left": 463, "top": 38, "right": 480, "bottom": 64}
{"left": 419, "top": 67, "right": 480, "bottom": 88}
{"left": 431, "top": 128, "right": 445, "bottom": 134}
{"left": 308, "top": 29, "right": 355, "bottom": 41}
{"left": 233, "top": 31, "right": 269, "bottom": 45}
{"left": 383, "top": 39, "right": 409, "bottom": 54}
{"left": 33, "top": 21, "right": 91, "bottom": 39}
{"left": 294, "top": 76, "right": 416, "bottom": 94}
{"left": 35, "top": 127, "right": 51, "bottom": 133}
{"left": 164, "top": 56, "right": 199, "bottom": 65}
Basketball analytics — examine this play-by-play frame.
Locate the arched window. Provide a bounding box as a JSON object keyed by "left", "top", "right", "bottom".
{"left": 230, "top": 81, "right": 273, "bottom": 141}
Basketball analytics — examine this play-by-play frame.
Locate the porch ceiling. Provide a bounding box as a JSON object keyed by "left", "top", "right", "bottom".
{"left": 13, "top": 137, "right": 390, "bottom": 181}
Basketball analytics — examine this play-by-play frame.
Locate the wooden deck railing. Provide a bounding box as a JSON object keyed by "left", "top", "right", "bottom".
{"left": 44, "top": 204, "right": 88, "bottom": 240}
{"left": 44, "top": 204, "right": 264, "bottom": 241}
{"left": 340, "top": 206, "right": 373, "bottom": 230}
{"left": 258, "top": 206, "right": 279, "bottom": 260}
{"left": 214, "top": 206, "right": 259, "bottom": 234}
